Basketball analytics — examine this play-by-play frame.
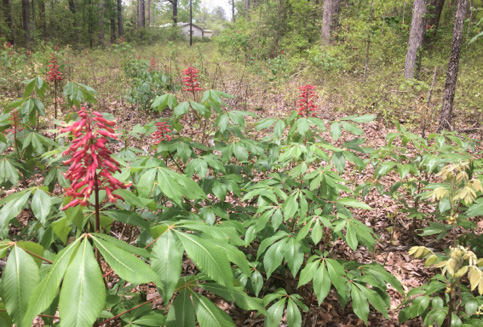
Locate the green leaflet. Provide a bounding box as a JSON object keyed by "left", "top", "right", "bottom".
{"left": 58, "top": 239, "right": 106, "bottom": 327}
{"left": 1, "top": 246, "right": 40, "bottom": 327}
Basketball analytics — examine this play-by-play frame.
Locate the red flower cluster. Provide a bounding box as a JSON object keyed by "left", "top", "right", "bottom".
{"left": 6, "top": 42, "right": 12, "bottom": 48}
{"left": 149, "top": 57, "right": 157, "bottom": 72}
{"left": 47, "top": 53, "right": 63, "bottom": 82}
{"left": 120, "top": 37, "right": 125, "bottom": 43}
{"left": 182, "top": 67, "right": 203, "bottom": 95}
{"left": 297, "top": 85, "right": 318, "bottom": 117}
{"left": 5, "top": 109, "right": 23, "bottom": 136}
{"left": 152, "top": 122, "right": 172, "bottom": 144}
{"left": 60, "top": 108, "right": 131, "bottom": 210}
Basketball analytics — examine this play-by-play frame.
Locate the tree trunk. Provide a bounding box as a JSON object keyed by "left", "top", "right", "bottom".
{"left": 88, "top": 0, "right": 94, "bottom": 47}
{"left": 99, "top": 0, "right": 105, "bottom": 45}
{"left": 138, "top": 0, "right": 145, "bottom": 28}
{"left": 321, "top": 0, "right": 341, "bottom": 45}
{"left": 232, "top": 0, "right": 235, "bottom": 22}
{"left": 22, "top": 0, "right": 31, "bottom": 46}
{"left": 38, "top": 0, "right": 46, "bottom": 36}
{"left": 117, "top": 0, "right": 123, "bottom": 38}
{"left": 189, "top": 0, "right": 192, "bottom": 46}
{"left": 2, "top": 0, "right": 14, "bottom": 42}
{"left": 172, "top": 0, "right": 178, "bottom": 24}
{"left": 404, "top": 0, "right": 427, "bottom": 79}
{"left": 147, "top": 0, "right": 150, "bottom": 26}
{"left": 363, "top": 1, "right": 374, "bottom": 81}
{"left": 110, "top": 16, "right": 116, "bottom": 42}
{"left": 427, "top": 0, "right": 445, "bottom": 31}
{"left": 31, "top": 0, "right": 35, "bottom": 42}
{"left": 438, "top": 0, "right": 467, "bottom": 132}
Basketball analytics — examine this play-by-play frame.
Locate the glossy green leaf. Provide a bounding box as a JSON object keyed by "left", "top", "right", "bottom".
{"left": 313, "top": 261, "right": 331, "bottom": 305}
{"left": 286, "top": 298, "right": 302, "bottom": 327}
{"left": 23, "top": 238, "right": 81, "bottom": 326}
{"left": 176, "top": 231, "right": 233, "bottom": 292}
{"left": 166, "top": 289, "right": 196, "bottom": 327}
{"left": 326, "top": 259, "right": 348, "bottom": 304}
{"left": 265, "top": 298, "right": 286, "bottom": 327}
{"left": 336, "top": 197, "right": 372, "bottom": 210}
{"left": 91, "top": 235, "right": 159, "bottom": 284}
{"left": 92, "top": 233, "right": 150, "bottom": 257}
{"left": 31, "top": 188, "right": 51, "bottom": 224}
{"left": 0, "top": 158, "right": 19, "bottom": 185}
{"left": 151, "top": 230, "right": 183, "bottom": 302}
{"left": 264, "top": 239, "right": 286, "bottom": 279}
{"left": 330, "top": 122, "right": 342, "bottom": 141}
{"left": 350, "top": 283, "right": 369, "bottom": 324}
{"left": 59, "top": 239, "right": 106, "bottom": 327}
{"left": 191, "top": 291, "right": 235, "bottom": 327}
{"left": 1, "top": 246, "right": 40, "bottom": 327}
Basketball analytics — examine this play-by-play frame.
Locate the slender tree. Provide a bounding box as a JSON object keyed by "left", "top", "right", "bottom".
{"left": 438, "top": 0, "right": 467, "bottom": 131}
{"left": 321, "top": 0, "right": 341, "bottom": 45}
{"left": 189, "top": 0, "right": 192, "bottom": 46}
{"left": 427, "top": 0, "right": 445, "bottom": 34}
{"left": 138, "top": 0, "right": 145, "bottom": 28}
{"left": 232, "top": 0, "right": 235, "bottom": 22}
{"left": 404, "top": 0, "right": 427, "bottom": 79}
{"left": 117, "top": 0, "right": 123, "bottom": 38}
{"left": 147, "top": 0, "right": 151, "bottom": 26}
{"left": 166, "top": 0, "right": 178, "bottom": 24}
{"left": 99, "top": 0, "right": 105, "bottom": 45}
{"left": 22, "top": 0, "right": 31, "bottom": 46}
{"left": 38, "top": 0, "right": 46, "bottom": 37}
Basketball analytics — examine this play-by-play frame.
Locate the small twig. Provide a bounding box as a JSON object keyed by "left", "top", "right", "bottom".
{"left": 95, "top": 297, "right": 157, "bottom": 327}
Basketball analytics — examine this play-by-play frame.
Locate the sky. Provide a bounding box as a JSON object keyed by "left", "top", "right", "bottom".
{"left": 202, "top": 0, "right": 232, "bottom": 20}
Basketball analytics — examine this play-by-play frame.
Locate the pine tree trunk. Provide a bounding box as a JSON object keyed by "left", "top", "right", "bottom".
{"left": 110, "top": 16, "right": 116, "bottom": 42}
{"left": 38, "top": 0, "right": 45, "bottom": 37}
{"left": 117, "top": 0, "right": 123, "bottom": 38}
{"left": 321, "top": 0, "right": 340, "bottom": 45}
{"left": 138, "top": 0, "right": 145, "bottom": 28}
{"left": 147, "top": 0, "right": 150, "bottom": 26}
{"left": 404, "top": 0, "right": 427, "bottom": 79}
{"left": 22, "top": 0, "right": 31, "bottom": 46}
{"left": 99, "top": 0, "right": 105, "bottom": 45}
{"left": 438, "top": 0, "right": 467, "bottom": 131}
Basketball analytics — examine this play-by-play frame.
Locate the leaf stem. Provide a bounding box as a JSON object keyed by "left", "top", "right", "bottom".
{"left": 94, "top": 297, "right": 157, "bottom": 327}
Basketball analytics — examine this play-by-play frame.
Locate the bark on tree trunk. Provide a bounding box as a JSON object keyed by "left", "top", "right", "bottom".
{"left": 232, "top": 0, "right": 235, "bottom": 22}
{"left": 2, "top": 0, "right": 14, "bottom": 43}
{"left": 321, "top": 0, "right": 341, "bottom": 45}
{"left": 99, "top": 0, "right": 105, "bottom": 45}
{"left": 138, "top": 0, "right": 145, "bottom": 28}
{"left": 427, "top": 0, "right": 445, "bottom": 32}
{"left": 110, "top": 16, "right": 116, "bottom": 42}
{"left": 189, "top": 0, "right": 192, "bottom": 46}
{"left": 31, "top": 0, "right": 35, "bottom": 42}
{"left": 38, "top": 0, "right": 46, "bottom": 36}
{"left": 404, "top": 0, "right": 427, "bottom": 79}
{"left": 147, "top": 0, "right": 150, "bottom": 26}
{"left": 22, "top": 0, "right": 31, "bottom": 46}
{"left": 117, "top": 0, "right": 123, "bottom": 38}
{"left": 438, "top": 0, "right": 467, "bottom": 132}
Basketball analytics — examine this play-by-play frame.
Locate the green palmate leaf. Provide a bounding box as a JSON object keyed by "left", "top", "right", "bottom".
{"left": 23, "top": 238, "right": 81, "bottom": 326}
{"left": 265, "top": 298, "right": 286, "bottom": 327}
{"left": 91, "top": 235, "right": 159, "bottom": 284}
{"left": 356, "top": 284, "right": 389, "bottom": 318}
{"left": 201, "top": 283, "right": 267, "bottom": 313}
{"left": 92, "top": 233, "right": 149, "bottom": 257}
{"left": 330, "top": 122, "right": 342, "bottom": 141}
{"left": 467, "top": 198, "right": 483, "bottom": 218}
{"left": 166, "top": 289, "right": 196, "bottom": 327}
{"left": 174, "top": 101, "right": 190, "bottom": 116}
{"left": 286, "top": 299, "right": 302, "bottom": 327}
{"left": 15, "top": 241, "right": 45, "bottom": 266}
{"left": 0, "top": 190, "right": 32, "bottom": 237}
{"left": 344, "top": 114, "right": 376, "bottom": 123}
{"left": 1, "top": 246, "right": 40, "bottom": 327}
{"left": 326, "top": 259, "right": 348, "bottom": 304}
{"left": 351, "top": 283, "right": 369, "bottom": 324}
{"left": 213, "top": 242, "right": 252, "bottom": 276}
{"left": 251, "top": 271, "right": 263, "bottom": 296}
{"left": 313, "top": 261, "right": 331, "bottom": 305}
{"left": 151, "top": 230, "right": 183, "bottom": 302}
{"left": 191, "top": 291, "right": 235, "bottom": 327}
{"left": 341, "top": 121, "right": 363, "bottom": 135}
{"left": 336, "top": 197, "right": 372, "bottom": 210}
{"left": 175, "top": 231, "right": 233, "bottom": 292}
{"left": 332, "top": 152, "right": 346, "bottom": 173}
{"left": 264, "top": 239, "right": 287, "bottom": 279}
{"left": 59, "top": 239, "right": 106, "bottom": 327}
{"left": 374, "top": 161, "right": 397, "bottom": 177}
{"left": 102, "top": 210, "right": 149, "bottom": 229}
{"left": 31, "top": 188, "right": 51, "bottom": 224}
{"left": 283, "top": 238, "right": 304, "bottom": 277}
{"left": 0, "top": 158, "right": 19, "bottom": 185}
{"left": 346, "top": 222, "right": 358, "bottom": 250}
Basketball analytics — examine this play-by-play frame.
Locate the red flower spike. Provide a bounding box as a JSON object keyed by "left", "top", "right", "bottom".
{"left": 182, "top": 67, "right": 203, "bottom": 98}
{"left": 5, "top": 109, "right": 23, "bottom": 136}
{"left": 47, "top": 53, "right": 64, "bottom": 83}
{"left": 152, "top": 121, "right": 172, "bottom": 144}
{"left": 149, "top": 58, "right": 157, "bottom": 72}
{"left": 296, "top": 85, "right": 318, "bottom": 117}
{"left": 60, "top": 107, "right": 131, "bottom": 210}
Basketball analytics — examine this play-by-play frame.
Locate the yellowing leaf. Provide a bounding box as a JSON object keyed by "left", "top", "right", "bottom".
{"left": 468, "top": 267, "right": 481, "bottom": 292}
{"left": 455, "top": 266, "right": 468, "bottom": 278}
{"left": 425, "top": 254, "right": 438, "bottom": 267}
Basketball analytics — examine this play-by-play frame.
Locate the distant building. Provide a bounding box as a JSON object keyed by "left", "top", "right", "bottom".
{"left": 159, "top": 22, "right": 212, "bottom": 38}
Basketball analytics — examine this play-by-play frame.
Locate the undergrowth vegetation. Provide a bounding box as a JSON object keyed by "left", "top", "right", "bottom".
{"left": 0, "top": 20, "right": 482, "bottom": 327}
